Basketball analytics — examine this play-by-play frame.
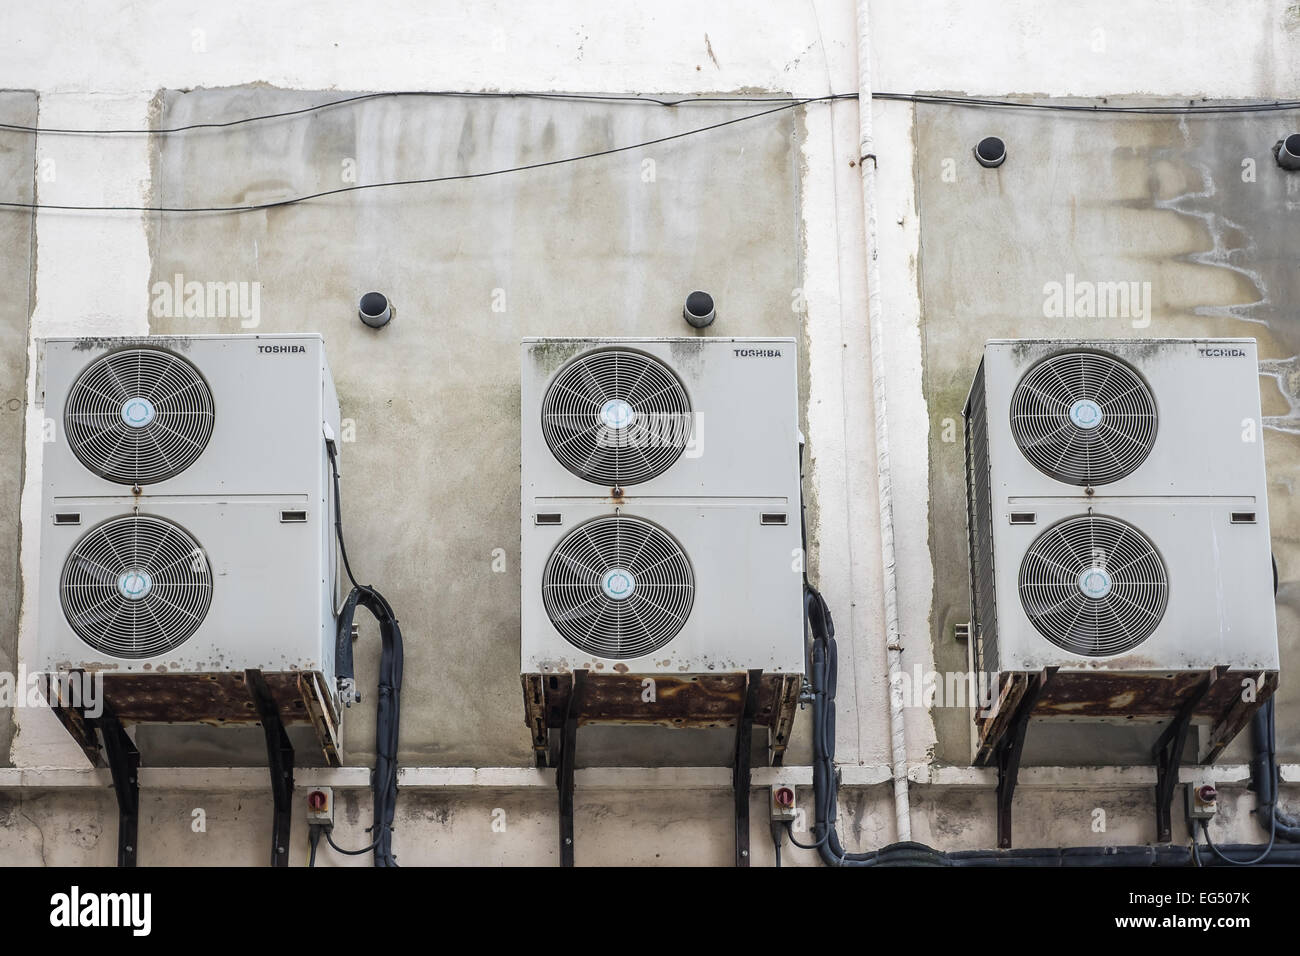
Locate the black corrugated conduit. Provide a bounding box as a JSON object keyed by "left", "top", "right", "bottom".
{"left": 324, "top": 442, "right": 404, "bottom": 868}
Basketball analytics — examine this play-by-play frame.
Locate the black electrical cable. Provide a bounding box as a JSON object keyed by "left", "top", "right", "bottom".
{"left": 327, "top": 441, "right": 404, "bottom": 867}
{"left": 784, "top": 819, "right": 829, "bottom": 850}
{"left": 871, "top": 91, "right": 1300, "bottom": 114}
{"left": 308, "top": 824, "right": 322, "bottom": 867}
{"left": 324, "top": 829, "right": 384, "bottom": 856}
{"left": 5, "top": 89, "right": 1299, "bottom": 137}
{"left": 327, "top": 442, "right": 359, "bottom": 590}
{"left": 0, "top": 90, "right": 858, "bottom": 134}
{"left": 1200, "top": 816, "right": 1276, "bottom": 867}
{"left": 7, "top": 89, "right": 1296, "bottom": 212}
{"left": 0, "top": 96, "right": 851, "bottom": 214}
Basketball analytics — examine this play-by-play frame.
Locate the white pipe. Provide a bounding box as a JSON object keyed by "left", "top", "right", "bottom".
{"left": 855, "top": 0, "right": 911, "bottom": 843}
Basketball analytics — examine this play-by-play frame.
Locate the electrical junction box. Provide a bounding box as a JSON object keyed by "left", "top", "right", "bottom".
{"left": 35, "top": 334, "right": 343, "bottom": 765}
{"left": 770, "top": 784, "right": 798, "bottom": 822}
{"left": 1186, "top": 782, "right": 1218, "bottom": 820}
{"left": 306, "top": 787, "right": 335, "bottom": 826}
{"left": 964, "top": 339, "right": 1279, "bottom": 765}
{"left": 520, "top": 338, "right": 805, "bottom": 767}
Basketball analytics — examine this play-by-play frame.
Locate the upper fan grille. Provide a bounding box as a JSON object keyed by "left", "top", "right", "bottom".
{"left": 541, "top": 349, "right": 692, "bottom": 486}
{"left": 60, "top": 514, "right": 213, "bottom": 659}
{"left": 542, "top": 515, "right": 694, "bottom": 659}
{"left": 1018, "top": 514, "right": 1168, "bottom": 657}
{"left": 64, "top": 347, "right": 215, "bottom": 485}
{"left": 1009, "top": 351, "right": 1157, "bottom": 486}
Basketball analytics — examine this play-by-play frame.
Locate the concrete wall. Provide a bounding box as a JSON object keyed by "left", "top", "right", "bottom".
{"left": 1, "top": 0, "right": 1299, "bottom": 864}
{"left": 917, "top": 102, "right": 1300, "bottom": 765}
{"left": 0, "top": 93, "right": 36, "bottom": 769}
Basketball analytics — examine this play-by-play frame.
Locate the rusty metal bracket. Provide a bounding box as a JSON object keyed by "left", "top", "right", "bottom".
{"left": 247, "top": 669, "right": 294, "bottom": 867}
{"left": 995, "top": 667, "right": 1054, "bottom": 849}
{"left": 557, "top": 669, "right": 585, "bottom": 867}
{"left": 1153, "top": 665, "right": 1223, "bottom": 844}
{"left": 733, "top": 669, "right": 763, "bottom": 867}
{"left": 98, "top": 712, "right": 140, "bottom": 868}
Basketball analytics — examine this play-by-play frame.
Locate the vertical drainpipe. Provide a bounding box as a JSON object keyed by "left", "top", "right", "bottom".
{"left": 856, "top": 0, "right": 912, "bottom": 843}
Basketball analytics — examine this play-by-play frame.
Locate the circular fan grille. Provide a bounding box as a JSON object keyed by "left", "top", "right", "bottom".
{"left": 60, "top": 514, "right": 212, "bottom": 658}
{"left": 1009, "top": 351, "right": 1157, "bottom": 486}
{"left": 1018, "top": 514, "right": 1168, "bottom": 657}
{"left": 542, "top": 515, "right": 694, "bottom": 659}
{"left": 541, "top": 349, "right": 692, "bottom": 486}
{"left": 64, "top": 347, "right": 215, "bottom": 485}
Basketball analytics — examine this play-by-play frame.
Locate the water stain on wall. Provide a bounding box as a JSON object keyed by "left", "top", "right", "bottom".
{"left": 916, "top": 99, "right": 1300, "bottom": 764}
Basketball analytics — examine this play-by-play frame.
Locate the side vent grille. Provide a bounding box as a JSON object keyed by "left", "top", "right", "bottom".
{"left": 964, "top": 361, "right": 999, "bottom": 673}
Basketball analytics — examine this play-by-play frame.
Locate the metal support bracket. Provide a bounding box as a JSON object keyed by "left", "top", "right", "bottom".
{"left": 98, "top": 712, "right": 140, "bottom": 868}
{"left": 1153, "top": 666, "right": 1222, "bottom": 844}
{"left": 247, "top": 669, "right": 295, "bottom": 867}
{"left": 733, "top": 669, "right": 763, "bottom": 867}
{"left": 557, "top": 669, "right": 585, "bottom": 867}
{"left": 995, "top": 667, "right": 1054, "bottom": 849}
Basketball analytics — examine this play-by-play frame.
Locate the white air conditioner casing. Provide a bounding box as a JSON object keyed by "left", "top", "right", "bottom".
{"left": 964, "top": 338, "right": 1279, "bottom": 761}
{"left": 520, "top": 338, "right": 805, "bottom": 763}
{"left": 35, "top": 335, "right": 342, "bottom": 759}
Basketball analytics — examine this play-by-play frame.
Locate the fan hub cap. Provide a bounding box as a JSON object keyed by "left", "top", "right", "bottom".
{"left": 1068, "top": 398, "right": 1103, "bottom": 430}
{"left": 599, "top": 399, "right": 636, "bottom": 431}
{"left": 116, "top": 569, "right": 154, "bottom": 601}
{"left": 120, "top": 397, "right": 157, "bottom": 429}
{"left": 600, "top": 568, "right": 636, "bottom": 601}
{"left": 1077, "top": 566, "right": 1113, "bottom": 599}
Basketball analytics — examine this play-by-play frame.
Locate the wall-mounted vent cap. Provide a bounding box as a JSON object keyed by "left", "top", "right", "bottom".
{"left": 975, "top": 136, "right": 1007, "bottom": 168}
{"left": 359, "top": 292, "right": 394, "bottom": 328}
{"left": 683, "top": 291, "right": 716, "bottom": 329}
{"left": 1275, "top": 134, "right": 1300, "bottom": 170}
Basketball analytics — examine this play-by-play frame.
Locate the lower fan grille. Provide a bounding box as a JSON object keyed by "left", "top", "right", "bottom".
{"left": 1018, "top": 514, "right": 1168, "bottom": 657}
{"left": 60, "top": 514, "right": 212, "bottom": 658}
{"left": 542, "top": 515, "right": 694, "bottom": 659}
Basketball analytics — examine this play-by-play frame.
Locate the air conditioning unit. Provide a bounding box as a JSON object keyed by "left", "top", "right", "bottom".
{"left": 36, "top": 334, "right": 342, "bottom": 763}
{"left": 520, "top": 338, "right": 805, "bottom": 765}
{"left": 964, "top": 339, "right": 1279, "bottom": 763}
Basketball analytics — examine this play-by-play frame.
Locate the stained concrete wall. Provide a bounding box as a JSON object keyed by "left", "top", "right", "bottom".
{"left": 917, "top": 103, "right": 1300, "bottom": 765}
{"left": 2, "top": 0, "right": 1300, "bottom": 865}
{"left": 0, "top": 92, "right": 36, "bottom": 769}
{"left": 142, "top": 87, "right": 807, "bottom": 768}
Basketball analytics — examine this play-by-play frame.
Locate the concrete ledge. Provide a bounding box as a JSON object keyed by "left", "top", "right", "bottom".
{"left": 0, "top": 764, "right": 1295, "bottom": 791}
